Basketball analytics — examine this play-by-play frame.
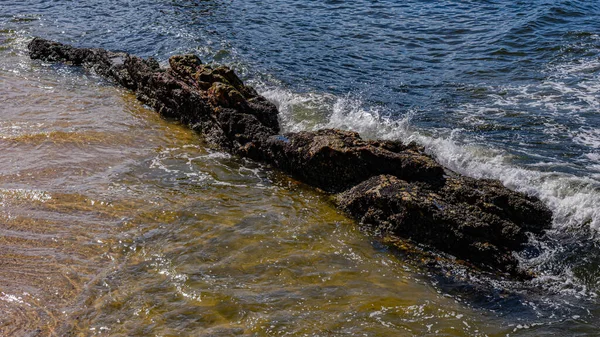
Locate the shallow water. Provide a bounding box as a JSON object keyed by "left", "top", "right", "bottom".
{"left": 0, "top": 38, "right": 506, "bottom": 336}
{"left": 1, "top": 1, "right": 600, "bottom": 336}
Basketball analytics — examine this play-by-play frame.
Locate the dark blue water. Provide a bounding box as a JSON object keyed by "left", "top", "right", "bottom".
{"left": 2, "top": 0, "right": 600, "bottom": 335}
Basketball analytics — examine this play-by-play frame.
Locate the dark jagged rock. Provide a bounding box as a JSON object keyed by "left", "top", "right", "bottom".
{"left": 336, "top": 174, "right": 552, "bottom": 276}
{"left": 28, "top": 37, "right": 139, "bottom": 89}
{"left": 28, "top": 37, "right": 279, "bottom": 155}
{"left": 264, "top": 129, "right": 445, "bottom": 192}
{"left": 28, "top": 37, "right": 554, "bottom": 277}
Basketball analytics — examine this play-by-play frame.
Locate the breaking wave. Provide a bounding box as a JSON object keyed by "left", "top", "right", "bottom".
{"left": 260, "top": 84, "right": 600, "bottom": 232}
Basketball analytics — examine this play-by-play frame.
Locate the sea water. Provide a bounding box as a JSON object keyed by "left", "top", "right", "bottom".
{"left": 1, "top": 1, "right": 599, "bottom": 335}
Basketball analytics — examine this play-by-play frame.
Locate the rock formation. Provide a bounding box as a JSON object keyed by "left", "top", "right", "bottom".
{"left": 28, "top": 38, "right": 553, "bottom": 277}
{"left": 337, "top": 174, "right": 551, "bottom": 275}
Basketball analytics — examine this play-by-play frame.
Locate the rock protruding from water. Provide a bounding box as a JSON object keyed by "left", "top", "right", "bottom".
{"left": 28, "top": 37, "right": 553, "bottom": 277}
{"left": 28, "top": 38, "right": 280, "bottom": 157}
{"left": 264, "top": 129, "right": 445, "bottom": 192}
{"left": 337, "top": 175, "right": 552, "bottom": 275}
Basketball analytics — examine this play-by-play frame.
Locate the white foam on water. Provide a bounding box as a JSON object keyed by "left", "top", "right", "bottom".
{"left": 261, "top": 86, "right": 413, "bottom": 141}
{"left": 260, "top": 85, "right": 600, "bottom": 232}
{"left": 260, "top": 79, "right": 600, "bottom": 303}
{"left": 484, "top": 81, "right": 594, "bottom": 123}
{"left": 0, "top": 188, "right": 52, "bottom": 203}
{"left": 260, "top": 86, "right": 337, "bottom": 133}
{"left": 409, "top": 135, "right": 600, "bottom": 231}
{"left": 0, "top": 292, "right": 30, "bottom": 306}
{"left": 574, "top": 128, "right": 600, "bottom": 149}
{"left": 547, "top": 57, "right": 600, "bottom": 78}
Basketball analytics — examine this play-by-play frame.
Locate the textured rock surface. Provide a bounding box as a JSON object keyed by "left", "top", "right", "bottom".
{"left": 336, "top": 174, "right": 552, "bottom": 276}
{"left": 28, "top": 37, "right": 554, "bottom": 276}
{"left": 264, "top": 129, "right": 445, "bottom": 192}
{"left": 28, "top": 38, "right": 279, "bottom": 157}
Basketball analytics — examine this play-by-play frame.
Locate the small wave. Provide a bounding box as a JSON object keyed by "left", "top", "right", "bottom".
{"left": 574, "top": 127, "right": 600, "bottom": 149}
{"left": 259, "top": 84, "right": 600, "bottom": 232}
{"left": 411, "top": 131, "right": 600, "bottom": 231}
{"left": 260, "top": 85, "right": 410, "bottom": 140}
{"left": 148, "top": 146, "right": 273, "bottom": 190}
{"left": 259, "top": 82, "right": 600, "bottom": 316}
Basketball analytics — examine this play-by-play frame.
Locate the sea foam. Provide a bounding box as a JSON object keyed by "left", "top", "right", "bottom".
{"left": 259, "top": 85, "right": 600, "bottom": 231}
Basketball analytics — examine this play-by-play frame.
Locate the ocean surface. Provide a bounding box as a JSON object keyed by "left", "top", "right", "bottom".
{"left": 1, "top": 0, "right": 599, "bottom": 335}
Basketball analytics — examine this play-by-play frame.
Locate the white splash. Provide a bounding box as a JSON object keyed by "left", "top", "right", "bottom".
{"left": 259, "top": 82, "right": 600, "bottom": 231}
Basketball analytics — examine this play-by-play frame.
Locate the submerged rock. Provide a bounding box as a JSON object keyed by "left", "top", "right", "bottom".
{"left": 28, "top": 37, "right": 553, "bottom": 277}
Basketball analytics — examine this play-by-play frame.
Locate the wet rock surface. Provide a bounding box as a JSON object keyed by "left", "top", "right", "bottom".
{"left": 28, "top": 37, "right": 553, "bottom": 276}
{"left": 336, "top": 174, "right": 552, "bottom": 276}
{"left": 264, "top": 129, "right": 445, "bottom": 192}
{"left": 28, "top": 37, "right": 280, "bottom": 157}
